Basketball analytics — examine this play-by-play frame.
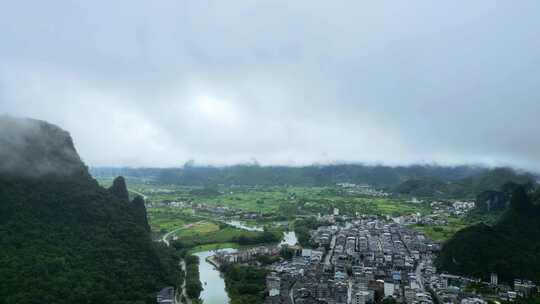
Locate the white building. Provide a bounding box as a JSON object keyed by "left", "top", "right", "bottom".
{"left": 353, "top": 291, "right": 370, "bottom": 304}
{"left": 490, "top": 273, "right": 498, "bottom": 286}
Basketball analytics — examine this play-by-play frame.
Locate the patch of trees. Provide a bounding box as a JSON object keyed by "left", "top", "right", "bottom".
{"left": 432, "top": 227, "right": 444, "bottom": 232}
{"left": 256, "top": 255, "right": 281, "bottom": 265}
{"left": 295, "top": 226, "right": 313, "bottom": 247}
{"left": 513, "top": 295, "right": 540, "bottom": 304}
{"left": 294, "top": 217, "right": 329, "bottom": 247}
{"left": 171, "top": 229, "right": 281, "bottom": 249}
{"left": 232, "top": 231, "right": 280, "bottom": 245}
{"left": 220, "top": 264, "right": 269, "bottom": 304}
{"left": 184, "top": 255, "right": 203, "bottom": 299}
{"left": 382, "top": 297, "right": 398, "bottom": 304}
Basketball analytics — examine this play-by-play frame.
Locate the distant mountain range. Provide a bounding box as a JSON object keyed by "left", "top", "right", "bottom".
{"left": 92, "top": 164, "right": 489, "bottom": 186}
{"left": 0, "top": 117, "right": 177, "bottom": 303}
{"left": 91, "top": 164, "right": 536, "bottom": 199}
{"left": 394, "top": 167, "right": 535, "bottom": 199}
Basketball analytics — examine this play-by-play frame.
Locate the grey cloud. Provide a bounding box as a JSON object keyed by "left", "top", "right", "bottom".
{"left": 1, "top": 1, "right": 540, "bottom": 170}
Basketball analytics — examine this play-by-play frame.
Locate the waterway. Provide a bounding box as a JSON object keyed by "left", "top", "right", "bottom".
{"left": 195, "top": 248, "right": 237, "bottom": 304}
{"left": 195, "top": 230, "right": 297, "bottom": 304}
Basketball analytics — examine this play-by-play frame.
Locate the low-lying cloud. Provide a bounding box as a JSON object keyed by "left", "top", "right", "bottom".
{"left": 1, "top": 1, "right": 540, "bottom": 171}
{"left": 0, "top": 116, "right": 86, "bottom": 177}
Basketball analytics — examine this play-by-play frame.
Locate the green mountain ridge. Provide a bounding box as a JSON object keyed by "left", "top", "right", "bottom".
{"left": 394, "top": 167, "right": 535, "bottom": 199}
{"left": 0, "top": 117, "right": 178, "bottom": 303}
{"left": 436, "top": 186, "right": 540, "bottom": 283}
{"left": 91, "top": 164, "right": 490, "bottom": 187}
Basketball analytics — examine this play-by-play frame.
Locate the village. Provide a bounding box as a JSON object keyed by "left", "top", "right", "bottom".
{"left": 203, "top": 213, "right": 538, "bottom": 304}
{"left": 147, "top": 182, "right": 539, "bottom": 304}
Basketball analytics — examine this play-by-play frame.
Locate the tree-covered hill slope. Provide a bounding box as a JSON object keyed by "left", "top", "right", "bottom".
{"left": 394, "top": 167, "right": 535, "bottom": 199}
{"left": 436, "top": 186, "right": 540, "bottom": 283}
{"left": 0, "top": 117, "right": 178, "bottom": 303}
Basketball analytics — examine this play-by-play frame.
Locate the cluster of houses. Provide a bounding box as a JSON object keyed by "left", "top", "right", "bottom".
{"left": 265, "top": 217, "right": 441, "bottom": 304}
{"left": 337, "top": 183, "right": 390, "bottom": 197}
{"left": 390, "top": 199, "right": 476, "bottom": 228}
{"left": 147, "top": 198, "right": 263, "bottom": 221}
{"left": 156, "top": 286, "right": 175, "bottom": 304}
{"left": 263, "top": 215, "right": 538, "bottom": 304}
{"left": 426, "top": 272, "right": 539, "bottom": 303}
{"left": 213, "top": 245, "right": 283, "bottom": 265}
{"left": 429, "top": 201, "right": 475, "bottom": 218}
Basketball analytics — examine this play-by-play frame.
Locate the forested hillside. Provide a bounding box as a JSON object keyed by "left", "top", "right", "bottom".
{"left": 394, "top": 167, "right": 535, "bottom": 199}
{"left": 437, "top": 186, "right": 540, "bottom": 283}
{"left": 0, "top": 117, "right": 178, "bottom": 303}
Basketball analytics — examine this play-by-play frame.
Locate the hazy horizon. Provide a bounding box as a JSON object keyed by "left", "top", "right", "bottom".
{"left": 88, "top": 160, "right": 526, "bottom": 174}
{"left": 2, "top": 2, "right": 540, "bottom": 170}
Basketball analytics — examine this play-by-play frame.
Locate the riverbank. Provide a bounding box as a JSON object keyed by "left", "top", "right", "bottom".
{"left": 206, "top": 255, "right": 221, "bottom": 269}
{"left": 184, "top": 230, "right": 298, "bottom": 304}
{"left": 167, "top": 220, "right": 283, "bottom": 250}
{"left": 184, "top": 255, "right": 203, "bottom": 300}
{"left": 169, "top": 219, "right": 296, "bottom": 304}
{"left": 188, "top": 242, "right": 241, "bottom": 254}
{"left": 194, "top": 249, "right": 236, "bottom": 304}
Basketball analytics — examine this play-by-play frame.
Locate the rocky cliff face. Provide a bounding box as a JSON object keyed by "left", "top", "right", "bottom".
{"left": 132, "top": 195, "right": 151, "bottom": 232}
{"left": 108, "top": 176, "right": 151, "bottom": 232}
{"left": 109, "top": 176, "right": 130, "bottom": 201}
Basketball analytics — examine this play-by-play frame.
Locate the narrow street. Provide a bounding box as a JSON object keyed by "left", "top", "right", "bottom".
{"left": 128, "top": 189, "right": 147, "bottom": 200}
{"left": 416, "top": 261, "right": 425, "bottom": 291}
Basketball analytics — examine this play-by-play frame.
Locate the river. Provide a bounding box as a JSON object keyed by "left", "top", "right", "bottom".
{"left": 195, "top": 248, "right": 237, "bottom": 304}
{"left": 195, "top": 230, "right": 297, "bottom": 304}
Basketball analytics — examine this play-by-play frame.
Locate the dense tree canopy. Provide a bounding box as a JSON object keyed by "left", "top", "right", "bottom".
{"left": 437, "top": 186, "right": 540, "bottom": 283}
{"left": 220, "top": 264, "right": 269, "bottom": 304}
{"left": 395, "top": 168, "right": 534, "bottom": 199}
{"left": 0, "top": 175, "right": 179, "bottom": 303}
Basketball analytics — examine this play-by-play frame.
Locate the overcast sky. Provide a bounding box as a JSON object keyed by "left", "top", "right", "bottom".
{"left": 1, "top": 1, "right": 540, "bottom": 170}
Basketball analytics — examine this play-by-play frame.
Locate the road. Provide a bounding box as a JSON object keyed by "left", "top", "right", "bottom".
{"left": 324, "top": 235, "right": 337, "bottom": 267}
{"left": 161, "top": 227, "right": 184, "bottom": 246}
{"left": 161, "top": 222, "right": 202, "bottom": 246}
{"left": 289, "top": 281, "right": 296, "bottom": 304}
{"left": 416, "top": 261, "right": 425, "bottom": 291}
{"left": 128, "top": 189, "right": 148, "bottom": 200}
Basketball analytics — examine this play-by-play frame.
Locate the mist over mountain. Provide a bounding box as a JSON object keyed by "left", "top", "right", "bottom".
{"left": 91, "top": 164, "right": 535, "bottom": 192}
{"left": 0, "top": 116, "right": 88, "bottom": 178}
{"left": 3, "top": 2, "right": 540, "bottom": 170}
